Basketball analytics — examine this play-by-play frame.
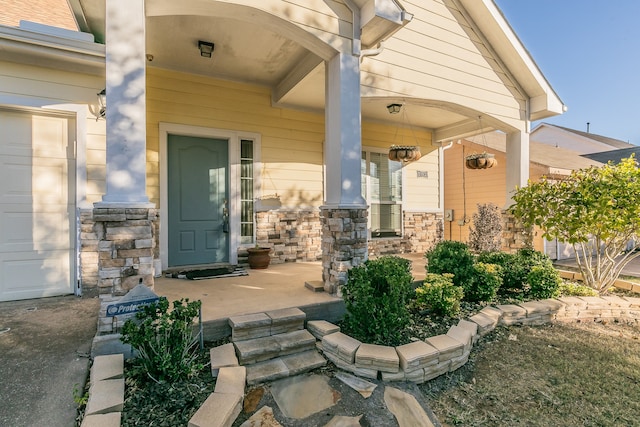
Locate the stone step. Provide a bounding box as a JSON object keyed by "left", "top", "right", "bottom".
{"left": 246, "top": 350, "right": 327, "bottom": 385}
{"left": 234, "top": 329, "right": 316, "bottom": 365}
{"left": 228, "top": 308, "right": 306, "bottom": 342}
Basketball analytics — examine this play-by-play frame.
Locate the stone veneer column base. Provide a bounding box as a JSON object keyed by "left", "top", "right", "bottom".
{"left": 320, "top": 207, "right": 368, "bottom": 295}
{"left": 91, "top": 207, "right": 158, "bottom": 297}
{"left": 501, "top": 210, "right": 533, "bottom": 253}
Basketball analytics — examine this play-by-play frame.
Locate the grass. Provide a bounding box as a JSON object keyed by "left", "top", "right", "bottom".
{"left": 421, "top": 321, "right": 640, "bottom": 427}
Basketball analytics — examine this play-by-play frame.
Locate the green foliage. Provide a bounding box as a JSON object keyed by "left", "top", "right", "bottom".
{"left": 425, "top": 241, "right": 475, "bottom": 288}
{"left": 121, "top": 297, "right": 203, "bottom": 383}
{"left": 527, "top": 265, "right": 562, "bottom": 299}
{"left": 477, "top": 249, "right": 555, "bottom": 299}
{"left": 558, "top": 281, "right": 599, "bottom": 297}
{"left": 122, "top": 361, "right": 214, "bottom": 427}
{"left": 414, "top": 273, "right": 464, "bottom": 317}
{"left": 463, "top": 262, "right": 502, "bottom": 302}
{"left": 468, "top": 203, "right": 503, "bottom": 253}
{"left": 341, "top": 256, "right": 413, "bottom": 346}
{"left": 511, "top": 156, "right": 640, "bottom": 293}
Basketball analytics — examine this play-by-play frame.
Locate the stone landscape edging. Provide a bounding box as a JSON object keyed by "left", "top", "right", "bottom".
{"left": 80, "top": 295, "right": 640, "bottom": 426}
{"left": 319, "top": 295, "right": 640, "bottom": 385}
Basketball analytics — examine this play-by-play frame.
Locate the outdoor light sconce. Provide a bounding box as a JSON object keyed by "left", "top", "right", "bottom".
{"left": 198, "top": 40, "right": 215, "bottom": 58}
{"left": 387, "top": 103, "right": 402, "bottom": 114}
{"left": 95, "top": 88, "right": 106, "bottom": 120}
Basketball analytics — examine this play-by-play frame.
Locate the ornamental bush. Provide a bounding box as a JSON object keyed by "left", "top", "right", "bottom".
{"left": 557, "top": 281, "right": 598, "bottom": 297}
{"left": 341, "top": 256, "right": 413, "bottom": 346}
{"left": 463, "top": 262, "right": 502, "bottom": 302}
{"left": 527, "top": 265, "right": 562, "bottom": 299}
{"left": 425, "top": 241, "right": 475, "bottom": 288}
{"left": 468, "top": 203, "right": 503, "bottom": 253}
{"left": 121, "top": 297, "right": 203, "bottom": 383}
{"left": 414, "top": 273, "right": 464, "bottom": 317}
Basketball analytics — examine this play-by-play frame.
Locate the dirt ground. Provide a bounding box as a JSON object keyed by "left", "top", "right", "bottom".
{"left": 0, "top": 295, "right": 99, "bottom": 427}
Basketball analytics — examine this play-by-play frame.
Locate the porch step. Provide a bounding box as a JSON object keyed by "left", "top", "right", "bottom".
{"left": 233, "top": 329, "right": 316, "bottom": 365}
{"left": 229, "top": 307, "right": 305, "bottom": 342}
{"left": 245, "top": 350, "right": 327, "bottom": 385}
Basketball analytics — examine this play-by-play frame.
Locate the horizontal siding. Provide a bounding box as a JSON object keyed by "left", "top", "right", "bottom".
{"left": 404, "top": 149, "right": 440, "bottom": 211}
{"left": 443, "top": 141, "right": 505, "bottom": 242}
{"left": 147, "top": 67, "right": 325, "bottom": 208}
{"left": 360, "top": 0, "right": 526, "bottom": 131}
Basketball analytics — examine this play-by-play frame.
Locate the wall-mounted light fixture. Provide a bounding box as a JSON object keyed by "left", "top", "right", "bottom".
{"left": 95, "top": 88, "right": 106, "bottom": 120}
{"left": 386, "top": 103, "right": 402, "bottom": 114}
{"left": 198, "top": 40, "right": 215, "bottom": 58}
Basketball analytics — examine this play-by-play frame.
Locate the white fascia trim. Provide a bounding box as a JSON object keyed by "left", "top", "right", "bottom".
{"left": 0, "top": 25, "right": 105, "bottom": 70}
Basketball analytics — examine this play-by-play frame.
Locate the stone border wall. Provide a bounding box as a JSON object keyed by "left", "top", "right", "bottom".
{"left": 368, "top": 212, "right": 443, "bottom": 257}
{"left": 320, "top": 295, "right": 640, "bottom": 384}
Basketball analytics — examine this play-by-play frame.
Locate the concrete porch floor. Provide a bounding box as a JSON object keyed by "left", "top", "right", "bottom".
{"left": 154, "top": 254, "right": 427, "bottom": 340}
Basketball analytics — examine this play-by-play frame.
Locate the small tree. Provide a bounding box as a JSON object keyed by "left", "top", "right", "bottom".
{"left": 511, "top": 156, "right": 640, "bottom": 294}
{"left": 468, "top": 203, "right": 503, "bottom": 253}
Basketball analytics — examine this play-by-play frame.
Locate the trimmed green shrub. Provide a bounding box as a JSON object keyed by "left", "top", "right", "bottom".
{"left": 414, "top": 273, "right": 464, "bottom": 317}
{"left": 528, "top": 265, "right": 562, "bottom": 299}
{"left": 558, "top": 281, "right": 599, "bottom": 297}
{"left": 463, "top": 262, "right": 502, "bottom": 302}
{"left": 121, "top": 297, "right": 203, "bottom": 383}
{"left": 341, "top": 256, "right": 413, "bottom": 346}
{"left": 477, "top": 249, "right": 555, "bottom": 299}
{"left": 425, "top": 241, "right": 475, "bottom": 288}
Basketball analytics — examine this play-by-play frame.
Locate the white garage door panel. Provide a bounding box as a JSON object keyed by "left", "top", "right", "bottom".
{"left": 0, "top": 108, "right": 75, "bottom": 301}
{"left": 1, "top": 251, "right": 72, "bottom": 301}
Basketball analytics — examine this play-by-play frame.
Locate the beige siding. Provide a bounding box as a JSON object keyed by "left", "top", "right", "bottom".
{"left": 444, "top": 139, "right": 548, "bottom": 251}
{"left": 0, "top": 61, "right": 106, "bottom": 204}
{"left": 146, "top": 68, "right": 325, "bottom": 208}
{"left": 443, "top": 140, "right": 506, "bottom": 243}
{"left": 361, "top": 0, "right": 525, "bottom": 131}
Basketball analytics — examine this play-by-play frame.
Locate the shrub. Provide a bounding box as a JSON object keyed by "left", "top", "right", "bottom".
{"left": 468, "top": 203, "right": 503, "bottom": 253}
{"left": 121, "top": 297, "right": 203, "bottom": 383}
{"left": 558, "top": 281, "right": 599, "bottom": 297}
{"left": 425, "top": 241, "right": 475, "bottom": 288}
{"left": 414, "top": 273, "right": 464, "bottom": 317}
{"left": 463, "top": 262, "right": 502, "bottom": 302}
{"left": 528, "top": 265, "right": 562, "bottom": 299}
{"left": 341, "top": 256, "right": 414, "bottom": 346}
{"left": 478, "top": 249, "right": 555, "bottom": 299}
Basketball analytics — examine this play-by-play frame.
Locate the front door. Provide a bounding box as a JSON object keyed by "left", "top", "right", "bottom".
{"left": 168, "top": 135, "right": 229, "bottom": 267}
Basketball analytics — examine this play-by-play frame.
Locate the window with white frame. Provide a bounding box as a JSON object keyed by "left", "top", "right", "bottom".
{"left": 240, "top": 139, "right": 254, "bottom": 244}
{"left": 361, "top": 150, "right": 403, "bottom": 238}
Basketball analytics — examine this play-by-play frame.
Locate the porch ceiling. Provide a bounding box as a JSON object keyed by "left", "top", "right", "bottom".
{"left": 72, "top": 0, "right": 476, "bottom": 135}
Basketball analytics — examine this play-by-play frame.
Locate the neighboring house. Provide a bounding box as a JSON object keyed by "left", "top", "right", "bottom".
{"left": 531, "top": 123, "right": 634, "bottom": 154}
{"left": 0, "top": 0, "right": 564, "bottom": 307}
{"left": 443, "top": 126, "right": 637, "bottom": 259}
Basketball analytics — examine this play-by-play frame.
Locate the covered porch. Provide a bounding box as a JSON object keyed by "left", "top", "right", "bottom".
{"left": 155, "top": 253, "right": 426, "bottom": 340}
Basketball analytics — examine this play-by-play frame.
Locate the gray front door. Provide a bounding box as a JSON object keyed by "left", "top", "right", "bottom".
{"left": 168, "top": 135, "right": 229, "bottom": 266}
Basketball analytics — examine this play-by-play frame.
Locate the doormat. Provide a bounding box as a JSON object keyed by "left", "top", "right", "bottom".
{"left": 167, "top": 266, "right": 248, "bottom": 280}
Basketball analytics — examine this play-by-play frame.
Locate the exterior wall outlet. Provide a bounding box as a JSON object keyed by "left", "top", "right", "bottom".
{"left": 444, "top": 209, "right": 454, "bottom": 221}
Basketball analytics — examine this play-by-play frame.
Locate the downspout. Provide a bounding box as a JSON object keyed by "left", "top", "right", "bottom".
{"left": 438, "top": 140, "right": 455, "bottom": 212}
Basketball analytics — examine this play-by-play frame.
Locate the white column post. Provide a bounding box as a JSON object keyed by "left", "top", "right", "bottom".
{"left": 505, "top": 129, "right": 530, "bottom": 207}
{"left": 324, "top": 52, "right": 367, "bottom": 208}
{"left": 100, "top": 0, "right": 150, "bottom": 206}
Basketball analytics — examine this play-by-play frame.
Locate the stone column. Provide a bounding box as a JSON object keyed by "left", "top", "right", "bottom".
{"left": 501, "top": 209, "right": 533, "bottom": 253}
{"left": 321, "top": 51, "right": 368, "bottom": 294}
{"left": 320, "top": 207, "right": 368, "bottom": 295}
{"left": 91, "top": 0, "right": 156, "bottom": 305}
{"left": 94, "top": 207, "right": 157, "bottom": 296}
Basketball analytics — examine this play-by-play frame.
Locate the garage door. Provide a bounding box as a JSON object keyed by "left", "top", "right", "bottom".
{"left": 0, "top": 108, "right": 75, "bottom": 301}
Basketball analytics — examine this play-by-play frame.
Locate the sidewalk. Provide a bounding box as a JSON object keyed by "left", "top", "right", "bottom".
{"left": 0, "top": 295, "right": 99, "bottom": 427}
